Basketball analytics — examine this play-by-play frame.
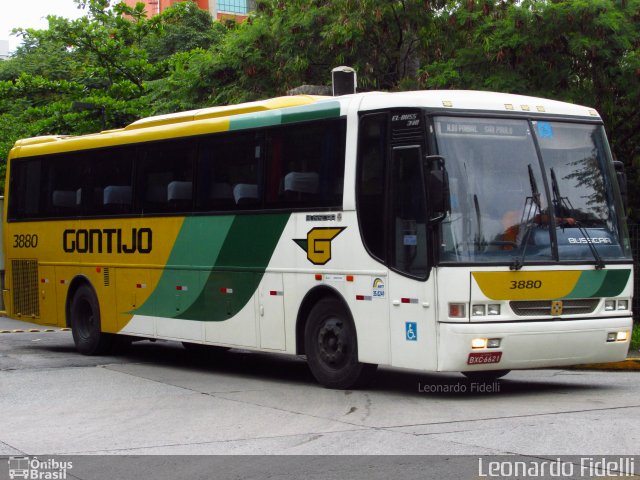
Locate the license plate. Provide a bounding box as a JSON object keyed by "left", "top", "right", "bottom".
{"left": 467, "top": 352, "right": 503, "bottom": 365}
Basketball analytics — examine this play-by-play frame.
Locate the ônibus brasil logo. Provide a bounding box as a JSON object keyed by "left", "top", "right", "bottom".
{"left": 7, "top": 457, "right": 72, "bottom": 480}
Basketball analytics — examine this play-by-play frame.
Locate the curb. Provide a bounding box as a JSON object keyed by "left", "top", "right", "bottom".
{"left": 0, "top": 328, "right": 70, "bottom": 334}
{"left": 570, "top": 358, "right": 640, "bottom": 371}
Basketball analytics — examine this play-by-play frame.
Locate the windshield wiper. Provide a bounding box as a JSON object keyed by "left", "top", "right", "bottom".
{"left": 473, "top": 194, "right": 486, "bottom": 252}
{"left": 510, "top": 164, "right": 540, "bottom": 270}
{"left": 550, "top": 168, "right": 605, "bottom": 270}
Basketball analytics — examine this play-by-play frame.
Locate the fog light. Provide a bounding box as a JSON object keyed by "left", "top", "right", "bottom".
{"left": 604, "top": 300, "right": 616, "bottom": 311}
{"left": 607, "top": 332, "right": 617, "bottom": 342}
{"left": 488, "top": 304, "right": 501, "bottom": 316}
{"left": 487, "top": 338, "right": 501, "bottom": 348}
{"left": 617, "top": 300, "right": 629, "bottom": 310}
{"left": 472, "top": 304, "right": 486, "bottom": 316}
{"left": 471, "top": 338, "right": 487, "bottom": 349}
{"left": 449, "top": 303, "right": 466, "bottom": 318}
{"left": 617, "top": 331, "right": 629, "bottom": 342}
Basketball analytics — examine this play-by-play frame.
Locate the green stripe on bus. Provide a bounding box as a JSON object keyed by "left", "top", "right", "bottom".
{"left": 230, "top": 110, "right": 282, "bottom": 130}
{"left": 565, "top": 269, "right": 631, "bottom": 299}
{"left": 133, "top": 214, "right": 290, "bottom": 321}
{"left": 132, "top": 216, "right": 235, "bottom": 317}
{"left": 176, "top": 213, "right": 290, "bottom": 321}
{"left": 564, "top": 270, "right": 606, "bottom": 299}
{"left": 228, "top": 101, "right": 340, "bottom": 131}
{"left": 593, "top": 269, "right": 631, "bottom": 298}
{"left": 280, "top": 102, "right": 341, "bottom": 124}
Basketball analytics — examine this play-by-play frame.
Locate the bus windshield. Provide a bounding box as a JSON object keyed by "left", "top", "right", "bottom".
{"left": 435, "top": 116, "right": 632, "bottom": 264}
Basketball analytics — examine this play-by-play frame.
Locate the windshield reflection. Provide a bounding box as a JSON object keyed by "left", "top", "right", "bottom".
{"left": 435, "top": 117, "right": 631, "bottom": 264}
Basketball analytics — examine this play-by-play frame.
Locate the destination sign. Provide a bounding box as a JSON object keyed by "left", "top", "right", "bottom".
{"left": 437, "top": 120, "right": 529, "bottom": 137}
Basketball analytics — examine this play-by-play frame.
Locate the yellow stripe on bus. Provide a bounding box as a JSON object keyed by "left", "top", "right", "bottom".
{"left": 472, "top": 271, "right": 582, "bottom": 300}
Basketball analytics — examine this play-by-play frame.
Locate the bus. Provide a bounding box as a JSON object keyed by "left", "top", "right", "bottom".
{"left": 2, "top": 90, "right": 633, "bottom": 389}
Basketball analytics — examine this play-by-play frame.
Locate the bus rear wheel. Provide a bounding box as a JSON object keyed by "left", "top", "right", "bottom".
{"left": 304, "top": 297, "right": 377, "bottom": 389}
{"left": 70, "top": 284, "right": 113, "bottom": 355}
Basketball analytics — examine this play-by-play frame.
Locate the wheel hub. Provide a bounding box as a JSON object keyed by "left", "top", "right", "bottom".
{"left": 318, "top": 319, "right": 346, "bottom": 366}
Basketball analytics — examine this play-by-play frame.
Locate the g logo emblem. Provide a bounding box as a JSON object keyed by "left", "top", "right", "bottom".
{"left": 294, "top": 227, "right": 345, "bottom": 265}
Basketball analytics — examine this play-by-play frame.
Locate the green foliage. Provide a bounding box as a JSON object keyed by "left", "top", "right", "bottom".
{"left": 1, "top": 0, "right": 639, "bottom": 219}
{"left": 631, "top": 322, "right": 640, "bottom": 352}
{"left": 142, "top": 1, "right": 226, "bottom": 63}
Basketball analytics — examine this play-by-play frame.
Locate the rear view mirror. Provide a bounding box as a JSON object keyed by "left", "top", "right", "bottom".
{"left": 613, "top": 160, "right": 628, "bottom": 215}
{"left": 424, "top": 155, "right": 450, "bottom": 223}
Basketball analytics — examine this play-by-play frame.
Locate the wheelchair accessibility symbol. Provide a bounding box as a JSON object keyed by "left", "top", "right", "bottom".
{"left": 405, "top": 322, "right": 417, "bottom": 341}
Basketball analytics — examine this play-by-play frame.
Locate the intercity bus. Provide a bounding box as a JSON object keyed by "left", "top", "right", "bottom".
{"left": 2, "top": 90, "right": 633, "bottom": 388}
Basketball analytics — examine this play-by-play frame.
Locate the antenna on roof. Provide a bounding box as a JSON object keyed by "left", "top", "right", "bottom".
{"left": 332, "top": 66, "right": 357, "bottom": 96}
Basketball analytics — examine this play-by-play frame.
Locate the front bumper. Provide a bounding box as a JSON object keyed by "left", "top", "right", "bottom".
{"left": 438, "top": 317, "right": 632, "bottom": 372}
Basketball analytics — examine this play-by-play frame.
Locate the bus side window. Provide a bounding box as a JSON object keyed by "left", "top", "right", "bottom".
{"left": 84, "top": 147, "right": 135, "bottom": 216}
{"left": 137, "top": 140, "right": 195, "bottom": 214}
{"left": 356, "top": 114, "right": 387, "bottom": 262}
{"left": 264, "top": 120, "right": 345, "bottom": 209}
{"left": 8, "top": 159, "right": 43, "bottom": 219}
{"left": 196, "top": 132, "right": 261, "bottom": 211}
{"left": 43, "top": 153, "right": 85, "bottom": 218}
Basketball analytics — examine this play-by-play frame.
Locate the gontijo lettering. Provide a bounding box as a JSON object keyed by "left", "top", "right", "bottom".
{"left": 63, "top": 228, "right": 152, "bottom": 254}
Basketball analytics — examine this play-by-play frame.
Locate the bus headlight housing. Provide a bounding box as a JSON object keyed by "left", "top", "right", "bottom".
{"left": 607, "top": 331, "right": 629, "bottom": 342}
{"left": 604, "top": 299, "right": 629, "bottom": 311}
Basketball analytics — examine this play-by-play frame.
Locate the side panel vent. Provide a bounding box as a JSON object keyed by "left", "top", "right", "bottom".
{"left": 391, "top": 126, "right": 423, "bottom": 143}
{"left": 103, "top": 267, "right": 110, "bottom": 287}
{"left": 12, "top": 259, "right": 40, "bottom": 317}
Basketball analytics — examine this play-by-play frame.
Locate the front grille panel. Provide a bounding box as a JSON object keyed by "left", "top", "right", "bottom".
{"left": 11, "top": 259, "right": 40, "bottom": 317}
{"left": 510, "top": 299, "right": 599, "bottom": 316}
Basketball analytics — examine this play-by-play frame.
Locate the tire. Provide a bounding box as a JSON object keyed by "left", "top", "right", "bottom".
{"left": 304, "top": 297, "right": 377, "bottom": 389}
{"left": 70, "top": 284, "right": 113, "bottom": 355}
{"left": 462, "top": 369, "right": 510, "bottom": 381}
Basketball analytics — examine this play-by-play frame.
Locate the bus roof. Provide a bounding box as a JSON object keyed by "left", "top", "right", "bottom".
{"left": 9, "top": 90, "right": 599, "bottom": 158}
{"left": 355, "top": 90, "right": 600, "bottom": 118}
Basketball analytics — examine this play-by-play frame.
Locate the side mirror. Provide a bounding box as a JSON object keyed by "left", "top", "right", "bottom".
{"left": 424, "top": 155, "right": 450, "bottom": 223}
{"left": 613, "top": 160, "right": 628, "bottom": 214}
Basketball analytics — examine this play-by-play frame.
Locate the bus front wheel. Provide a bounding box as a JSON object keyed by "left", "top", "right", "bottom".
{"left": 70, "top": 284, "right": 113, "bottom": 355}
{"left": 304, "top": 297, "right": 377, "bottom": 389}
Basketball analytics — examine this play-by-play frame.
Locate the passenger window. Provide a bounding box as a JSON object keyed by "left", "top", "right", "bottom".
{"left": 84, "top": 147, "right": 135, "bottom": 216}
{"left": 137, "top": 140, "right": 195, "bottom": 213}
{"left": 8, "top": 159, "right": 44, "bottom": 220}
{"left": 265, "top": 120, "right": 345, "bottom": 209}
{"left": 197, "top": 132, "right": 262, "bottom": 211}
{"left": 43, "top": 153, "right": 85, "bottom": 218}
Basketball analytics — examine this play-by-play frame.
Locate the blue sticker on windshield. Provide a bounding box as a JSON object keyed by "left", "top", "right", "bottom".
{"left": 537, "top": 122, "right": 553, "bottom": 139}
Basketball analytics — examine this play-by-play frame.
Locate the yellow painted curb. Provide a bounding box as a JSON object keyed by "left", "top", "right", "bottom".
{"left": 571, "top": 359, "right": 640, "bottom": 371}
{"left": 0, "top": 328, "right": 70, "bottom": 334}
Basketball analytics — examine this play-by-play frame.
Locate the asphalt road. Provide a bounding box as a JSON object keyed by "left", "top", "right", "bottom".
{"left": 1, "top": 316, "right": 639, "bottom": 478}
